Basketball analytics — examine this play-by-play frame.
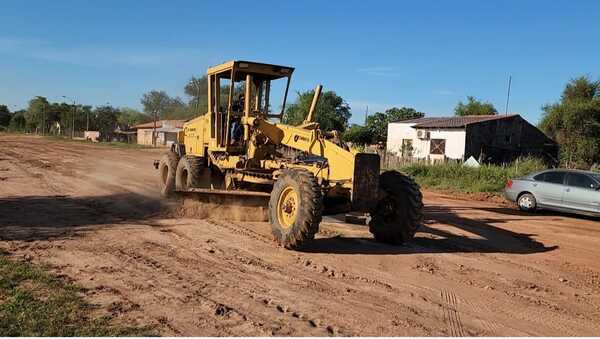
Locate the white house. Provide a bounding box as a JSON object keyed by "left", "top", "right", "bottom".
{"left": 386, "top": 115, "right": 558, "bottom": 163}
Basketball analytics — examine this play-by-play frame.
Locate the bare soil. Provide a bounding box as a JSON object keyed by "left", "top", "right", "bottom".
{"left": 1, "top": 134, "right": 600, "bottom": 336}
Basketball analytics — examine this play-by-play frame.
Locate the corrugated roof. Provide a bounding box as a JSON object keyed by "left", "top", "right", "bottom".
{"left": 393, "top": 115, "right": 517, "bottom": 128}
{"left": 132, "top": 120, "right": 186, "bottom": 129}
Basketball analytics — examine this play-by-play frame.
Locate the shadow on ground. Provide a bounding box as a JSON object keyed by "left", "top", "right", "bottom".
{"left": 300, "top": 204, "right": 559, "bottom": 255}
{"left": 0, "top": 193, "right": 168, "bottom": 241}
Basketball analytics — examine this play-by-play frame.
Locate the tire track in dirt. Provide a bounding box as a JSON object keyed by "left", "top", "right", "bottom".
{"left": 102, "top": 226, "right": 343, "bottom": 335}
{"left": 440, "top": 290, "right": 465, "bottom": 337}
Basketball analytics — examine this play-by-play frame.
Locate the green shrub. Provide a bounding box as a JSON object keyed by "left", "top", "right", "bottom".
{"left": 396, "top": 157, "right": 547, "bottom": 193}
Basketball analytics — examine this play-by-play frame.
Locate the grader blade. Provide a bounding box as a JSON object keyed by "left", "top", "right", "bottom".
{"left": 178, "top": 188, "right": 270, "bottom": 198}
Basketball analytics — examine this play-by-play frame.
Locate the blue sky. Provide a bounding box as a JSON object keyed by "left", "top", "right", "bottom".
{"left": 1, "top": 0, "right": 599, "bottom": 125}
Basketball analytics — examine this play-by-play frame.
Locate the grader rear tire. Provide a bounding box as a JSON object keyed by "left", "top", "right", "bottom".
{"left": 175, "top": 156, "right": 204, "bottom": 190}
{"left": 269, "top": 169, "right": 323, "bottom": 249}
{"left": 158, "top": 151, "right": 179, "bottom": 197}
{"left": 369, "top": 171, "right": 423, "bottom": 244}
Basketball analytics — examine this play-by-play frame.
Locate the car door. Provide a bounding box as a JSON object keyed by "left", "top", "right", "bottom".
{"left": 563, "top": 173, "right": 600, "bottom": 213}
{"left": 533, "top": 171, "right": 566, "bottom": 207}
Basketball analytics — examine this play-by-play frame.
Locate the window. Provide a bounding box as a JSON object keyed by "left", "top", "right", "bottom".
{"left": 543, "top": 171, "right": 566, "bottom": 185}
{"left": 533, "top": 173, "right": 546, "bottom": 181}
{"left": 430, "top": 139, "right": 446, "bottom": 155}
{"left": 566, "top": 173, "right": 597, "bottom": 189}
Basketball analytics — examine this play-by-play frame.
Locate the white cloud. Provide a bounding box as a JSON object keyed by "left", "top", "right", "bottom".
{"left": 434, "top": 89, "right": 455, "bottom": 96}
{"left": 0, "top": 35, "right": 206, "bottom": 68}
{"left": 356, "top": 66, "right": 402, "bottom": 77}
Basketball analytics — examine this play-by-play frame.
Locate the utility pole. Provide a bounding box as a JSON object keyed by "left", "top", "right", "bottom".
{"left": 62, "top": 96, "right": 76, "bottom": 138}
{"left": 505, "top": 75, "right": 512, "bottom": 115}
{"left": 86, "top": 108, "right": 89, "bottom": 131}
{"left": 41, "top": 103, "right": 45, "bottom": 136}
{"left": 152, "top": 109, "right": 157, "bottom": 147}
{"left": 71, "top": 100, "right": 76, "bottom": 139}
{"left": 364, "top": 105, "right": 369, "bottom": 125}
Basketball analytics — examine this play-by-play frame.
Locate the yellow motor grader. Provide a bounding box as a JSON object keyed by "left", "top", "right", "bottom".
{"left": 156, "top": 60, "right": 423, "bottom": 249}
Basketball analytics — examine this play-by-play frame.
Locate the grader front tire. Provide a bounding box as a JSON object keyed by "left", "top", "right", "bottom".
{"left": 175, "top": 156, "right": 204, "bottom": 190}
{"left": 158, "top": 151, "right": 179, "bottom": 197}
{"left": 269, "top": 169, "right": 323, "bottom": 249}
{"left": 369, "top": 171, "right": 423, "bottom": 244}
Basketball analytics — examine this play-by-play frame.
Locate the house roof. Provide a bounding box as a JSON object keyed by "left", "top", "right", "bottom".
{"left": 394, "top": 115, "right": 518, "bottom": 129}
{"left": 132, "top": 120, "right": 186, "bottom": 129}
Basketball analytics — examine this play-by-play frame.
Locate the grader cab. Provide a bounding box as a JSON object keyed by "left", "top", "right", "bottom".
{"left": 156, "top": 60, "right": 423, "bottom": 249}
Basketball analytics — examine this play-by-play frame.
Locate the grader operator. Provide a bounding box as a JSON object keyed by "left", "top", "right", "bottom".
{"left": 156, "top": 60, "right": 423, "bottom": 249}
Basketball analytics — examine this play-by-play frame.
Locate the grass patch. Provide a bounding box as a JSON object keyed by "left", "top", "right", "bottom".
{"left": 0, "top": 251, "right": 151, "bottom": 336}
{"left": 396, "top": 157, "right": 547, "bottom": 194}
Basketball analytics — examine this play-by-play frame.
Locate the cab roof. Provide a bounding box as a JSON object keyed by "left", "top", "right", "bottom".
{"left": 207, "top": 60, "right": 294, "bottom": 80}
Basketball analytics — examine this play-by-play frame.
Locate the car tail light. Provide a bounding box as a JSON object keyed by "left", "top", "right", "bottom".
{"left": 506, "top": 179, "right": 513, "bottom": 189}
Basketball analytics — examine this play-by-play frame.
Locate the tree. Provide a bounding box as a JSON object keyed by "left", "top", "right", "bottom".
{"left": 8, "top": 110, "right": 26, "bottom": 131}
{"left": 383, "top": 107, "right": 425, "bottom": 123}
{"left": 342, "top": 124, "right": 372, "bottom": 144}
{"left": 118, "top": 107, "right": 149, "bottom": 129}
{"left": 454, "top": 96, "right": 498, "bottom": 116}
{"left": 141, "top": 90, "right": 191, "bottom": 120}
{"left": 283, "top": 90, "right": 351, "bottom": 132}
{"left": 367, "top": 107, "right": 424, "bottom": 143}
{"left": 94, "top": 105, "right": 119, "bottom": 141}
{"left": 24, "top": 96, "right": 50, "bottom": 132}
{"left": 343, "top": 107, "right": 424, "bottom": 144}
{"left": 562, "top": 76, "right": 599, "bottom": 101}
{"left": 185, "top": 76, "right": 209, "bottom": 114}
{"left": 0, "top": 105, "right": 10, "bottom": 126}
{"left": 539, "top": 76, "right": 600, "bottom": 168}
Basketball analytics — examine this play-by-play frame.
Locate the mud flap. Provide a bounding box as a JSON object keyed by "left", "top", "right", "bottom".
{"left": 351, "top": 153, "right": 380, "bottom": 212}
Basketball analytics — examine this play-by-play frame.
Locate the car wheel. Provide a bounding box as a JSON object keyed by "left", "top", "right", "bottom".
{"left": 518, "top": 193, "right": 537, "bottom": 212}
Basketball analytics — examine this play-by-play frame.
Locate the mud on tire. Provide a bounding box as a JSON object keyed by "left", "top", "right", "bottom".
{"left": 269, "top": 169, "right": 323, "bottom": 249}
{"left": 158, "top": 151, "right": 180, "bottom": 197}
{"left": 176, "top": 156, "right": 205, "bottom": 190}
{"left": 369, "top": 171, "right": 423, "bottom": 244}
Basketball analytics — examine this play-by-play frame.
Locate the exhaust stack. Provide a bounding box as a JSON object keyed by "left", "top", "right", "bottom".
{"left": 304, "top": 84, "right": 323, "bottom": 123}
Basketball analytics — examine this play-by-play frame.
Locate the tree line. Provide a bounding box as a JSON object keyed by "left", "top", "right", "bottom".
{"left": 2, "top": 72, "right": 596, "bottom": 168}
{"left": 0, "top": 97, "right": 149, "bottom": 141}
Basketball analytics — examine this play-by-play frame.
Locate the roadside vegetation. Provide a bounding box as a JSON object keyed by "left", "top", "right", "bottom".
{"left": 397, "top": 157, "right": 546, "bottom": 194}
{"left": 539, "top": 76, "right": 600, "bottom": 169}
{"left": 0, "top": 251, "right": 149, "bottom": 336}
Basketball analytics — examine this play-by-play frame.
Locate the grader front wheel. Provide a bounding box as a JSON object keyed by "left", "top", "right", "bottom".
{"left": 175, "top": 156, "right": 204, "bottom": 190}
{"left": 158, "top": 151, "right": 179, "bottom": 197}
{"left": 369, "top": 171, "right": 424, "bottom": 244}
{"left": 269, "top": 169, "right": 323, "bottom": 249}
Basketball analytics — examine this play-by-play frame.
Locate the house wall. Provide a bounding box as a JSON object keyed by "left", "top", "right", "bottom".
{"left": 137, "top": 129, "right": 154, "bottom": 146}
{"left": 464, "top": 115, "right": 559, "bottom": 164}
{"left": 387, "top": 123, "right": 466, "bottom": 160}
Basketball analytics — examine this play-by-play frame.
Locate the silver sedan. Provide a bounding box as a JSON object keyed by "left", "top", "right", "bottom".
{"left": 504, "top": 169, "right": 600, "bottom": 217}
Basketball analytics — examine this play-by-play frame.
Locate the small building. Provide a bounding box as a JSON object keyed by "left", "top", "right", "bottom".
{"left": 132, "top": 120, "right": 185, "bottom": 146}
{"left": 387, "top": 115, "right": 558, "bottom": 164}
{"left": 84, "top": 131, "right": 100, "bottom": 142}
{"left": 112, "top": 126, "right": 137, "bottom": 143}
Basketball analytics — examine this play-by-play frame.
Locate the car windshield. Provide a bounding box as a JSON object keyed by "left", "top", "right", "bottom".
{"left": 591, "top": 173, "right": 600, "bottom": 182}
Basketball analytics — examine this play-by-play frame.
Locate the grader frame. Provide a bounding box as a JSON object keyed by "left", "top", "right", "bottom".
{"left": 156, "top": 60, "right": 423, "bottom": 249}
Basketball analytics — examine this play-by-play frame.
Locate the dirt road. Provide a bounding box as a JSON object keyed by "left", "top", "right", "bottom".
{"left": 1, "top": 134, "right": 600, "bottom": 336}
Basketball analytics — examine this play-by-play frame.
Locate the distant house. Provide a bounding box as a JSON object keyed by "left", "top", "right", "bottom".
{"left": 387, "top": 115, "right": 558, "bottom": 164}
{"left": 132, "top": 120, "right": 185, "bottom": 146}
